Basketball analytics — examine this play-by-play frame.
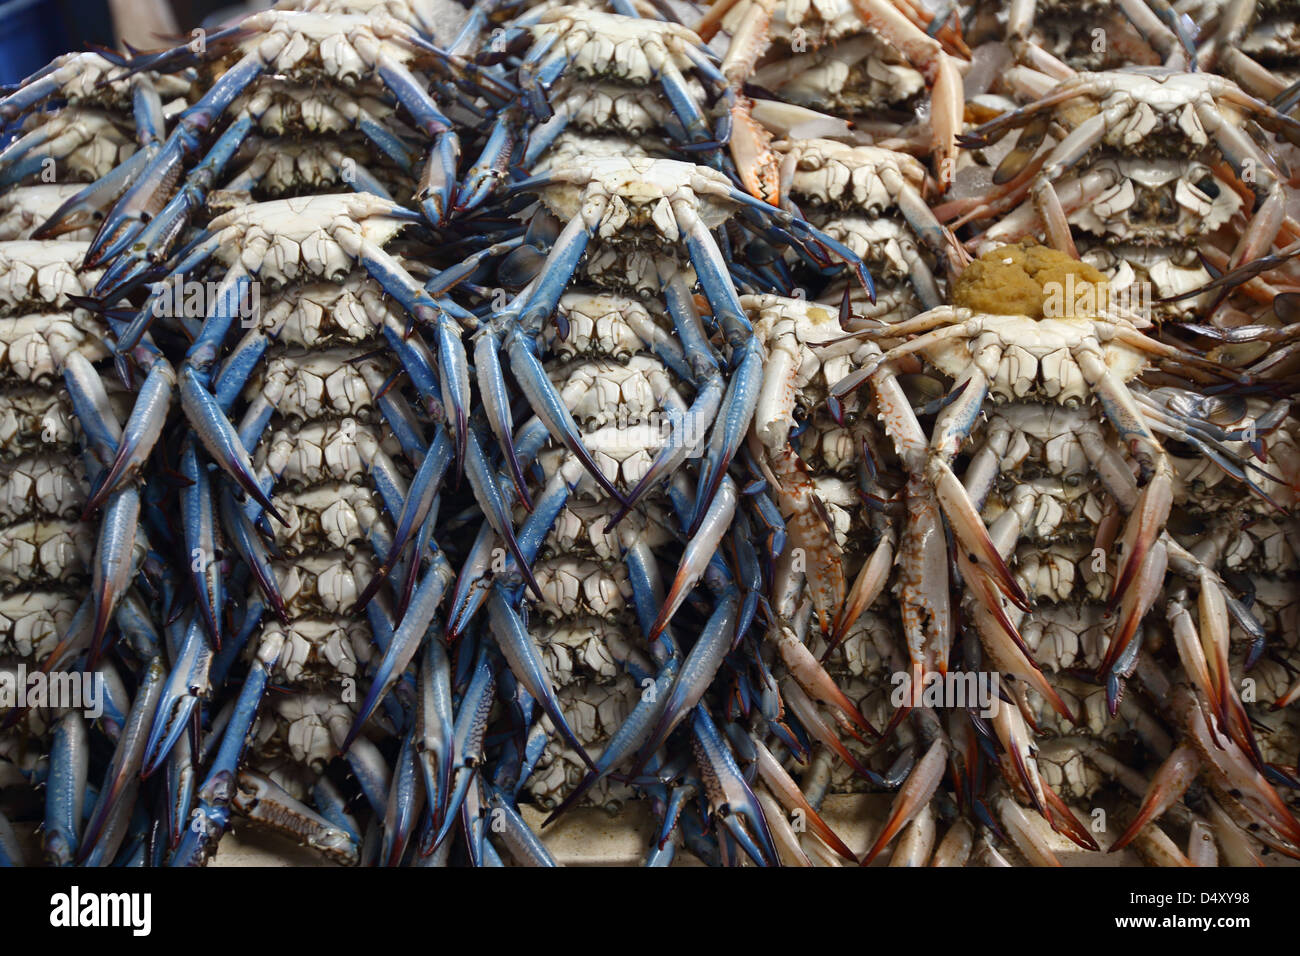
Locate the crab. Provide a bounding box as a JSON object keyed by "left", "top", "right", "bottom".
{"left": 829, "top": 246, "right": 1265, "bottom": 722}
{"left": 775, "top": 138, "right": 964, "bottom": 313}
{"left": 702, "top": 0, "right": 968, "bottom": 193}
{"left": 953, "top": 67, "right": 1300, "bottom": 281}
{"left": 1002, "top": 0, "right": 1192, "bottom": 77}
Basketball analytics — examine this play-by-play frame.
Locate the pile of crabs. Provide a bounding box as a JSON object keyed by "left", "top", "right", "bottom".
{"left": 0, "top": 0, "right": 1299, "bottom": 867}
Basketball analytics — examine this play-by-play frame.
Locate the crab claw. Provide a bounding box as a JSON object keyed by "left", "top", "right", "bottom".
{"left": 729, "top": 93, "right": 781, "bottom": 204}
{"left": 827, "top": 531, "right": 894, "bottom": 656}
{"left": 774, "top": 624, "right": 876, "bottom": 737}
{"left": 141, "top": 617, "right": 212, "bottom": 778}
{"left": 932, "top": 458, "right": 1030, "bottom": 612}
{"left": 380, "top": 728, "right": 423, "bottom": 867}
{"left": 77, "top": 658, "right": 165, "bottom": 865}
{"left": 352, "top": 429, "right": 453, "bottom": 613}
{"left": 179, "top": 366, "right": 286, "bottom": 525}
{"left": 504, "top": 329, "right": 628, "bottom": 508}
{"left": 1177, "top": 686, "right": 1300, "bottom": 849}
{"left": 606, "top": 374, "right": 724, "bottom": 530}
{"left": 649, "top": 476, "right": 738, "bottom": 643}
{"left": 690, "top": 343, "right": 763, "bottom": 535}
{"left": 464, "top": 429, "right": 544, "bottom": 602}
{"left": 88, "top": 487, "right": 142, "bottom": 667}
{"left": 1107, "top": 468, "right": 1173, "bottom": 619}
{"left": 419, "top": 129, "right": 460, "bottom": 224}
{"left": 458, "top": 114, "right": 514, "bottom": 213}
{"left": 783, "top": 679, "right": 883, "bottom": 784}
{"left": 861, "top": 736, "right": 947, "bottom": 865}
{"left": 1101, "top": 538, "right": 1168, "bottom": 678}
{"left": 1041, "top": 783, "right": 1099, "bottom": 851}
{"left": 83, "top": 357, "right": 175, "bottom": 516}
{"left": 487, "top": 589, "right": 596, "bottom": 774}
{"left": 631, "top": 588, "right": 739, "bottom": 777}
{"left": 753, "top": 735, "right": 858, "bottom": 863}
{"left": 417, "top": 638, "right": 455, "bottom": 835}
{"left": 44, "top": 711, "right": 88, "bottom": 867}
{"left": 61, "top": 352, "right": 123, "bottom": 471}
{"left": 474, "top": 329, "right": 531, "bottom": 511}
{"left": 430, "top": 643, "right": 495, "bottom": 852}
{"left": 691, "top": 703, "right": 780, "bottom": 867}
{"left": 544, "top": 654, "right": 681, "bottom": 829}
{"left": 343, "top": 554, "right": 454, "bottom": 755}
{"left": 1109, "top": 742, "right": 1200, "bottom": 853}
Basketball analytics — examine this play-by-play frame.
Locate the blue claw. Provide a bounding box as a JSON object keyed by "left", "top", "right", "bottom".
{"left": 165, "top": 734, "right": 196, "bottom": 851}
{"left": 179, "top": 439, "right": 224, "bottom": 646}
{"left": 430, "top": 642, "right": 495, "bottom": 852}
{"left": 543, "top": 653, "right": 680, "bottom": 828}
{"left": 474, "top": 329, "right": 531, "bottom": 510}
{"left": 167, "top": 659, "right": 269, "bottom": 866}
{"left": 458, "top": 112, "right": 515, "bottom": 212}
{"left": 487, "top": 589, "right": 596, "bottom": 773}
{"left": 343, "top": 553, "right": 454, "bottom": 753}
{"left": 141, "top": 616, "right": 212, "bottom": 778}
{"left": 83, "top": 356, "right": 174, "bottom": 515}
{"left": 488, "top": 788, "right": 558, "bottom": 865}
{"left": 504, "top": 326, "right": 628, "bottom": 506}
{"left": 420, "top": 130, "right": 460, "bottom": 224}
{"left": 352, "top": 428, "right": 453, "bottom": 612}
{"left": 32, "top": 148, "right": 154, "bottom": 240}
{"left": 633, "top": 587, "right": 738, "bottom": 774}
{"left": 691, "top": 342, "right": 761, "bottom": 534}
{"left": 465, "top": 428, "right": 545, "bottom": 601}
{"left": 691, "top": 703, "right": 780, "bottom": 867}
{"left": 381, "top": 727, "right": 424, "bottom": 866}
{"left": 446, "top": 430, "right": 561, "bottom": 639}
{"left": 430, "top": 311, "right": 471, "bottom": 481}
{"left": 78, "top": 658, "right": 166, "bottom": 866}
{"left": 218, "top": 484, "right": 286, "bottom": 624}
{"left": 88, "top": 486, "right": 141, "bottom": 667}
{"left": 179, "top": 365, "right": 286, "bottom": 525}
{"left": 44, "top": 711, "right": 88, "bottom": 866}
{"left": 650, "top": 476, "right": 739, "bottom": 642}
{"left": 417, "top": 637, "right": 455, "bottom": 834}
{"left": 61, "top": 351, "right": 124, "bottom": 476}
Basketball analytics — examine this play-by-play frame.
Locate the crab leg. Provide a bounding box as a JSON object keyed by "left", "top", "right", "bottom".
{"left": 82, "top": 354, "right": 175, "bottom": 514}
{"left": 650, "top": 475, "right": 739, "bottom": 641}
{"left": 86, "top": 51, "right": 266, "bottom": 269}
{"left": 487, "top": 589, "right": 597, "bottom": 774}
{"left": 846, "top": 0, "right": 963, "bottom": 184}
{"left": 692, "top": 704, "right": 779, "bottom": 866}
{"left": 427, "top": 641, "right": 494, "bottom": 852}
{"left": 140, "top": 615, "right": 212, "bottom": 777}
{"left": 77, "top": 658, "right": 165, "bottom": 866}
{"left": 33, "top": 147, "right": 155, "bottom": 241}
{"left": 44, "top": 711, "right": 88, "bottom": 866}
{"left": 1175, "top": 685, "right": 1300, "bottom": 849}
{"left": 93, "top": 116, "right": 257, "bottom": 301}
{"left": 344, "top": 551, "right": 455, "bottom": 755}
{"left": 634, "top": 587, "right": 739, "bottom": 771}
{"left": 544, "top": 652, "right": 681, "bottom": 828}
{"left": 1109, "top": 742, "right": 1201, "bottom": 852}
{"left": 862, "top": 735, "right": 947, "bottom": 865}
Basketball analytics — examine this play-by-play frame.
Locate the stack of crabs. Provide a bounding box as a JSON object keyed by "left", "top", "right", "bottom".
{"left": 1, "top": 0, "right": 1299, "bottom": 867}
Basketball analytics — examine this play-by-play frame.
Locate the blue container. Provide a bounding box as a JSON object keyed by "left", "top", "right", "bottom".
{"left": 0, "top": 0, "right": 70, "bottom": 86}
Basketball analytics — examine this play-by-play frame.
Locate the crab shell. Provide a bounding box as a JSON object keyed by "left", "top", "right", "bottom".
{"left": 220, "top": 11, "right": 432, "bottom": 83}
{"left": 533, "top": 155, "right": 739, "bottom": 239}
{"left": 921, "top": 309, "right": 1148, "bottom": 403}
{"left": 529, "top": 7, "right": 707, "bottom": 83}
{"left": 206, "top": 193, "right": 412, "bottom": 283}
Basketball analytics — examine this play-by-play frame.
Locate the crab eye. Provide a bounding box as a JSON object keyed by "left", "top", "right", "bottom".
{"left": 1193, "top": 174, "right": 1218, "bottom": 198}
